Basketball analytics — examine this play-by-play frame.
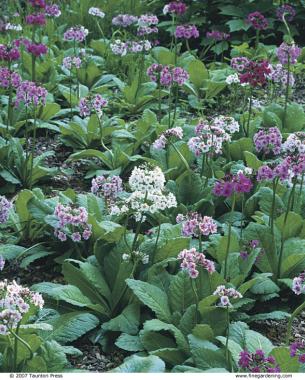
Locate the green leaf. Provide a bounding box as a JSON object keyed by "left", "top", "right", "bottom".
{"left": 168, "top": 271, "right": 194, "bottom": 313}
{"left": 226, "top": 19, "right": 250, "bottom": 33}
{"left": 275, "top": 212, "right": 303, "bottom": 240}
{"left": 245, "top": 330, "right": 274, "bottom": 355}
{"left": 188, "top": 60, "right": 209, "bottom": 89}
{"left": 127, "top": 279, "right": 172, "bottom": 323}
{"left": 141, "top": 319, "right": 189, "bottom": 353}
{"left": 154, "top": 237, "right": 190, "bottom": 263}
{"left": 103, "top": 303, "right": 140, "bottom": 335}
{"left": 115, "top": 333, "right": 144, "bottom": 352}
{"left": 111, "top": 355, "right": 165, "bottom": 373}
{"left": 271, "top": 347, "right": 300, "bottom": 373}
{"left": 43, "top": 312, "right": 99, "bottom": 344}
{"left": 41, "top": 340, "right": 68, "bottom": 372}
{"left": 244, "top": 151, "right": 263, "bottom": 171}
{"left": 251, "top": 273, "right": 280, "bottom": 295}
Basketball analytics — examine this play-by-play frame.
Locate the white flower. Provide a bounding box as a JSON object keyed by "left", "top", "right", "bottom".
{"left": 88, "top": 7, "right": 105, "bottom": 18}
{"left": 225, "top": 73, "right": 240, "bottom": 85}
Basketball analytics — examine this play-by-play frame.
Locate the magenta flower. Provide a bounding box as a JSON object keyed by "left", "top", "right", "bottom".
{"left": 0, "top": 68, "right": 21, "bottom": 89}
{"left": 26, "top": 42, "right": 48, "bottom": 57}
{"left": 29, "top": 0, "right": 46, "bottom": 8}
{"left": 26, "top": 13, "right": 46, "bottom": 25}
{"left": 290, "top": 341, "right": 305, "bottom": 364}
{"left": 45, "top": 4, "right": 61, "bottom": 17}
{"left": 238, "top": 350, "right": 280, "bottom": 373}
{"left": 64, "top": 26, "right": 89, "bottom": 42}
{"left": 239, "top": 60, "right": 271, "bottom": 87}
{"left": 163, "top": 2, "right": 187, "bottom": 15}
{"left": 213, "top": 173, "right": 253, "bottom": 197}
{"left": 247, "top": 11, "right": 268, "bottom": 30}
{"left": 0, "top": 44, "right": 20, "bottom": 62}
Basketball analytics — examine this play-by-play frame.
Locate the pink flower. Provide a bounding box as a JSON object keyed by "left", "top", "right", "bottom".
{"left": 247, "top": 12, "right": 268, "bottom": 30}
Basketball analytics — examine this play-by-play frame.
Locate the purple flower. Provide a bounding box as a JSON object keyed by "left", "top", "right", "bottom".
{"left": 178, "top": 248, "right": 215, "bottom": 278}
{"left": 147, "top": 64, "right": 189, "bottom": 87}
{"left": 0, "top": 44, "right": 20, "bottom": 62}
{"left": 176, "top": 212, "right": 217, "bottom": 237}
{"left": 292, "top": 271, "right": 305, "bottom": 295}
{"left": 0, "top": 68, "right": 21, "bottom": 89}
{"left": 62, "top": 56, "right": 82, "bottom": 70}
{"left": 153, "top": 127, "right": 183, "bottom": 150}
{"left": 29, "top": 0, "right": 46, "bottom": 8}
{"left": 276, "top": 4, "right": 296, "bottom": 22}
{"left": 254, "top": 127, "right": 282, "bottom": 156}
{"left": 15, "top": 81, "right": 48, "bottom": 108}
{"left": 163, "top": 2, "right": 187, "bottom": 15}
{"left": 213, "top": 285, "right": 242, "bottom": 307}
{"left": 64, "top": 26, "right": 88, "bottom": 42}
{"left": 79, "top": 94, "right": 108, "bottom": 117}
{"left": 238, "top": 350, "right": 280, "bottom": 372}
{"left": 247, "top": 11, "right": 268, "bottom": 30}
{"left": 175, "top": 25, "right": 199, "bottom": 39}
{"left": 45, "top": 4, "right": 61, "bottom": 17}
{"left": 26, "top": 13, "right": 46, "bottom": 25}
{"left": 26, "top": 42, "right": 48, "bottom": 57}
{"left": 0, "top": 196, "right": 12, "bottom": 223}
{"left": 91, "top": 175, "right": 123, "bottom": 206}
{"left": 277, "top": 42, "right": 301, "bottom": 65}
{"left": 213, "top": 173, "right": 253, "bottom": 198}
{"left": 206, "top": 30, "right": 230, "bottom": 41}
{"left": 231, "top": 56, "right": 250, "bottom": 73}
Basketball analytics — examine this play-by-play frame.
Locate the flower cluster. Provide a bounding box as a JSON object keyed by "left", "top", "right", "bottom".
{"left": 53, "top": 203, "right": 92, "bottom": 242}
{"left": 225, "top": 73, "right": 240, "bottom": 85}
{"left": 282, "top": 132, "right": 305, "bottom": 155}
{"left": 79, "top": 94, "right": 108, "bottom": 117}
{"left": 63, "top": 26, "right": 89, "bottom": 42}
{"left": 188, "top": 120, "right": 231, "bottom": 157}
{"left": 175, "top": 25, "right": 199, "bottom": 39}
{"left": 147, "top": 64, "right": 189, "bottom": 86}
{"left": 0, "top": 256, "right": 5, "bottom": 271}
{"left": 0, "top": 196, "right": 12, "bottom": 224}
{"left": 247, "top": 12, "right": 268, "bottom": 30}
{"left": 122, "top": 250, "right": 149, "bottom": 265}
{"left": 29, "top": 0, "right": 46, "bottom": 8}
{"left": 15, "top": 81, "right": 48, "bottom": 108}
{"left": 206, "top": 31, "right": 230, "bottom": 41}
{"left": 213, "top": 285, "right": 242, "bottom": 307}
{"left": 239, "top": 60, "right": 271, "bottom": 87}
{"left": 0, "top": 44, "right": 20, "bottom": 62}
{"left": 112, "top": 14, "right": 138, "bottom": 27}
{"left": 27, "top": 42, "right": 48, "bottom": 57}
{"left": 62, "top": 56, "right": 82, "bottom": 70}
{"left": 45, "top": 4, "right": 61, "bottom": 17}
{"left": 277, "top": 42, "right": 301, "bottom": 65}
{"left": 213, "top": 173, "right": 253, "bottom": 197}
{"left": 110, "top": 165, "right": 177, "bottom": 222}
{"left": 253, "top": 127, "right": 282, "bottom": 156}
{"left": 153, "top": 127, "right": 183, "bottom": 150}
{"left": 0, "top": 68, "right": 21, "bottom": 89}
{"left": 91, "top": 175, "right": 123, "bottom": 206}
{"left": 110, "top": 39, "right": 152, "bottom": 56}
{"left": 238, "top": 350, "right": 280, "bottom": 373}
{"left": 269, "top": 63, "right": 295, "bottom": 87}
{"left": 0, "top": 280, "right": 44, "bottom": 335}
{"left": 290, "top": 341, "right": 305, "bottom": 364}
{"left": 239, "top": 240, "right": 261, "bottom": 261}
{"left": 26, "top": 13, "right": 46, "bottom": 25}
{"left": 163, "top": 2, "right": 187, "bottom": 15}
{"left": 178, "top": 248, "right": 215, "bottom": 278}
{"left": 231, "top": 56, "right": 250, "bottom": 73}
{"left": 292, "top": 271, "right": 305, "bottom": 295}
{"left": 256, "top": 160, "right": 290, "bottom": 182}
{"left": 88, "top": 7, "right": 105, "bottom": 18}
{"left": 213, "top": 115, "right": 240, "bottom": 134}
{"left": 176, "top": 212, "right": 217, "bottom": 237}
{"left": 276, "top": 4, "right": 296, "bottom": 22}
{"left": 5, "top": 23, "right": 22, "bottom": 31}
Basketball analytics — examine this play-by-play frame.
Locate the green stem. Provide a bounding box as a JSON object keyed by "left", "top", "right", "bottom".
{"left": 170, "top": 142, "right": 190, "bottom": 172}
{"left": 200, "top": 154, "right": 205, "bottom": 177}
{"left": 285, "top": 300, "right": 305, "bottom": 345}
{"left": 246, "top": 89, "right": 253, "bottom": 137}
{"left": 283, "top": 55, "right": 290, "bottom": 130}
{"left": 270, "top": 178, "right": 279, "bottom": 236}
{"left": 224, "top": 194, "right": 236, "bottom": 281}
{"left": 191, "top": 279, "right": 199, "bottom": 324}
{"left": 152, "top": 223, "right": 161, "bottom": 262}
{"left": 9, "top": 326, "right": 34, "bottom": 370}
{"left": 225, "top": 306, "right": 232, "bottom": 371}
{"left": 277, "top": 180, "right": 297, "bottom": 278}
{"left": 28, "top": 108, "right": 37, "bottom": 190}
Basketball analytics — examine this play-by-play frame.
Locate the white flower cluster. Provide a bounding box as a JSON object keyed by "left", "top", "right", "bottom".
{"left": 111, "top": 165, "right": 177, "bottom": 221}
{"left": 213, "top": 115, "right": 240, "bottom": 134}
{"left": 122, "top": 250, "right": 149, "bottom": 265}
{"left": 225, "top": 73, "right": 240, "bottom": 85}
{"left": 282, "top": 132, "right": 305, "bottom": 155}
{"left": 88, "top": 7, "right": 105, "bottom": 18}
{"left": 213, "top": 285, "right": 242, "bottom": 307}
{"left": 5, "top": 23, "right": 22, "bottom": 31}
